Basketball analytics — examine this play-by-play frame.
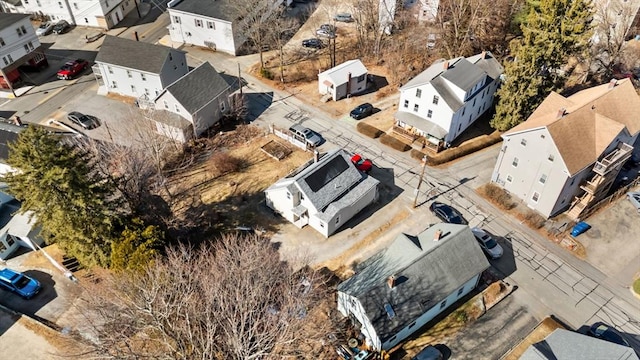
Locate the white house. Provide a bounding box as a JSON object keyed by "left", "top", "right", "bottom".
{"left": 337, "top": 223, "right": 490, "bottom": 351}
{"left": 0, "top": 187, "right": 45, "bottom": 260}
{"left": 264, "top": 149, "right": 379, "bottom": 237}
{"left": 379, "top": 0, "right": 439, "bottom": 33}
{"left": 492, "top": 79, "right": 640, "bottom": 220}
{"left": 152, "top": 62, "right": 231, "bottom": 142}
{"left": 0, "top": 13, "right": 47, "bottom": 92}
{"left": 167, "top": 0, "right": 290, "bottom": 56}
{"left": 94, "top": 35, "right": 188, "bottom": 99}
{"left": 1, "top": 0, "right": 137, "bottom": 29}
{"left": 318, "top": 59, "right": 368, "bottom": 101}
{"left": 395, "top": 52, "right": 503, "bottom": 149}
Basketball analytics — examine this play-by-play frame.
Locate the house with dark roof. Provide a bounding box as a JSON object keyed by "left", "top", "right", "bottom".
{"left": 317, "top": 59, "right": 368, "bottom": 101}
{"left": 520, "top": 328, "right": 639, "bottom": 360}
{"left": 94, "top": 36, "right": 188, "bottom": 99}
{"left": 167, "top": 0, "right": 290, "bottom": 55}
{"left": 337, "top": 223, "right": 490, "bottom": 351}
{"left": 491, "top": 79, "right": 640, "bottom": 219}
{"left": 152, "top": 62, "right": 231, "bottom": 142}
{"left": 395, "top": 51, "right": 503, "bottom": 151}
{"left": 264, "top": 149, "right": 379, "bottom": 237}
{"left": 0, "top": 186, "right": 45, "bottom": 260}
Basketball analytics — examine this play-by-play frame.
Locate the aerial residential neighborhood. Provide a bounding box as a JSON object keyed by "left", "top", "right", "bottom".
{"left": 0, "top": 0, "right": 637, "bottom": 359}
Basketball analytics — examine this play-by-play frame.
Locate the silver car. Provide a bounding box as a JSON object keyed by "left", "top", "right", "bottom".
{"left": 471, "top": 227, "right": 503, "bottom": 259}
{"left": 289, "top": 124, "right": 322, "bottom": 147}
{"left": 36, "top": 22, "right": 54, "bottom": 36}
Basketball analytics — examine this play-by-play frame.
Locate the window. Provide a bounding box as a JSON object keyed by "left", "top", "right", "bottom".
{"left": 357, "top": 74, "right": 365, "bottom": 82}
{"left": 163, "top": 100, "right": 168, "bottom": 109}
{"left": 506, "top": 175, "right": 513, "bottom": 183}
{"left": 105, "top": 0, "right": 109, "bottom": 6}
{"left": 286, "top": 192, "right": 290, "bottom": 199}
{"left": 541, "top": 134, "right": 546, "bottom": 139}
{"left": 403, "top": 100, "right": 409, "bottom": 108}
{"left": 413, "top": 104, "right": 419, "bottom": 112}
{"left": 462, "top": 107, "right": 465, "bottom": 116}
{"left": 521, "top": 139, "right": 527, "bottom": 146}
{"left": 512, "top": 157, "right": 519, "bottom": 167}
{"left": 144, "top": 88, "right": 150, "bottom": 95}
{"left": 36, "top": 0, "right": 41, "bottom": 5}
{"left": 126, "top": 70, "right": 132, "bottom": 78}
{"left": 130, "top": 85, "right": 136, "bottom": 93}
{"left": 84, "top": 18, "right": 88, "bottom": 23}
{"left": 206, "top": 21, "right": 215, "bottom": 29}
{"left": 457, "top": 287, "right": 464, "bottom": 296}
{"left": 433, "top": 95, "right": 439, "bottom": 105}
{"left": 16, "top": 28, "right": 23, "bottom": 36}
{"left": 548, "top": 154, "right": 554, "bottom": 162}
{"left": 539, "top": 174, "right": 547, "bottom": 184}
{"left": 473, "top": 98, "right": 476, "bottom": 106}
{"left": 439, "top": 300, "right": 447, "bottom": 309}
{"left": 107, "top": 66, "right": 113, "bottom": 74}
{"left": 408, "top": 321, "right": 416, "bottom": 329}
{"left": 320, "top": 223, "right": 324, "bottom": 228}
{"left": 335, "top": 215, "right": 340, "bottom": 225}
{"left": 111, "top": 80, "right": 117, "bottom": 88}
{"left": 532, "top": 192, "right": 540, "bottom": 203}
{"left": 24, "top": 0, "right": 28, "bottom": 3}
{"left": 194, "top": 19, "right": 203, "bottom": 27}
{"left": 0, "top": 37, "right": 4, "bottom": 47}
{"left": 427, "top": 110, "right": 432, "bottom": 118}
{"left": 58, "top": 1, "right": 63, "bottom": 7}
{"left": 173, "top": 15, "right": 181, "bottom": 24}
{"left": 24, "top": 44, "right": 29, "bottom": 52}
{"left": 141, "top": 73, "right": 146, "bottom": 81}
{"left": 300, "top": 193, "right": 304, "bottom": 201}
{"left": 73, "top": 2, "right": 78, "bottom": 9}
{"left": 2, "top": 57, "right": 8, "bottom": 66}
{"left": 6, "top": 54, "right": 12, "bottom": 63}
{"left": 169, "top": 53, "right": 173, "bottom": 61}
{"left": 416, "top": 88, "right": 422, "bottom": 98}
{"left": 570, "top": 178, "right": 575, "bottom": 185}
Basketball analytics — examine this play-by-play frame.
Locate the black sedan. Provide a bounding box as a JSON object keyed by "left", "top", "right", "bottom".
{"left": 587, "top": 322, "right": 631, "bottom": 347}
{"left": 67, "top": 111, "right": 99, "bottom": 130}
{"left": 350, "top": 103, "right": 374, "bottom": 120}
{"left": 52, "top": 20, "right": 70, "bottom": 34}
{"left": 302, "top": 38, "right": 324, "bottom": 49}
{"left": 429, "top": 202, "right": 467, "bottom": 225}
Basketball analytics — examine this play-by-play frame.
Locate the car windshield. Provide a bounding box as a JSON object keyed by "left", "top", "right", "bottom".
{"left": 61, "top": 64, "right": 73, "bottom": 70}
{"left": 39, "top": 24, "right": 48, "bottom": 29}
{"left": 484, "top": 238, "right": 498, "bottom": 249}
{"left": 14, "top": 275, "right": 30, "bottom": 289}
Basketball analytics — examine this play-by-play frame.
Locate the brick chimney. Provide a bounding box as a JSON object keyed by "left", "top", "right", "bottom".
{"left": 608, "top": 79, "right": 617, "bottom": 89}
{"left": 313, "top": 149, "right": 319, "bottom": 162}
{"left": 556, "top": 108, "right": 566, "bottom": 119}
{"left": 346, "top": 72, "right": 352, "bottom": 96}
{"left": 481, "top": 51, "right": 486, "bottom": 59}
{"left": 387, "top": 275, "right": 396, "bottom": 289}
{"left": 434, "top": 229, "right": 443, "bottom": 241}
{"left": 443, "top": 61, "right": 449, "bottom": 70}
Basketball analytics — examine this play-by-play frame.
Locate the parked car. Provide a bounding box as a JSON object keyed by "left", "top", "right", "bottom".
{"left": 350, "top": 103, "right": 374, "bottom": 120}
{"left": 316, "top": 24, "right": 336, "bottom": 38}
{"left": 302, "top": 38, "right": 324, "bottom": 49}
{"left": 57, "top": 58, "right": 89, "bottom": 80}
{"left": 289, "top": 124, "right": 322, "bottom": 147}
{"left": 628, "top": 191, "right": 640, "bottom": 213}
{"left": 334, "top": 13, "right": 353, "bottom": 22}
{"left": 427, "top": 33, "right": 437, "bottom": 49}
{"left": 471, "top": 227, "right": 503, "bottom": 259}
{"left": 67, "top": 111, "right": 99, "bottom": 130}
{"left": 36, "top": 22, "right": 54, "bottom": 36}
{"left": 319, "top": 24, "right": 336, "bottom": 32}
{"left": 351, "top": 154, "right": 372, "bottom": 173}
{"left": 429, "top": 201, "right": 467, "bottom": 225}
{"left": 0, "top": 268, "right": 41, "bottom": 299}
{"left": 587, "top": 322, "right": 631, "bottom": 347}
{"left": 412, "top": 345, "right": 443, "bottom": 360}
{"left": 52, "top": 20, "right": 70, "bottom": 34}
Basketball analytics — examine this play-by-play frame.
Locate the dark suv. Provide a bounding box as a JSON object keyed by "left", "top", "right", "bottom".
{"left": 350, "top": 103, "right": 374, "bottom": 120}
{"left": 52, "top": 20, "right": 70, "bottom": 34}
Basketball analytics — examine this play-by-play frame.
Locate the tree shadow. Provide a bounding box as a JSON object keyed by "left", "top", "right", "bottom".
{"left": 0, "top": 270, "right": 57, "bottom": 323}
{"left": 245, "top": 92, "right": 274, "bottom": 122}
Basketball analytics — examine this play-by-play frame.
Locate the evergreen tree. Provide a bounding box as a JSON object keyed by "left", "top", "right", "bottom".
{"left": 110, "top": 218, "right": 164, "bottom": 272}
{"left": 2, "top": 126, "right": 122, "bottom": 266}
{"left": 491, "top": 0, "right": 592, "bottom": 131}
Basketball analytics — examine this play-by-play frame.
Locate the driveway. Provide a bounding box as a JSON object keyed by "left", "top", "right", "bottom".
{"left": 0, "top": 308, "right": 58, "bottom": 360}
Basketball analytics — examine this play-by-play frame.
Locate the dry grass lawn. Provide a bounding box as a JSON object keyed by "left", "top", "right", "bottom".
{"left": 500, "top": 317, "right": 565, "bottom": 360}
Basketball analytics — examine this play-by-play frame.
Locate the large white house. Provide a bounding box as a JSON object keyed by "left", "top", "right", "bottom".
{"left": 94, "top": 35, "right": 188, "bottom": 99}
{"left": 317, "top": 59, "right": 368, "bottom": 101}
{"left": 395, "top": 52, "right": 503, "bottom": 149}
{"left": 0, "top": 0, "right": 137, "bottom": 29}
{"left": 265, "top": 149, "right": 379, "bottom": 237}
{"left": 491, "top": 79, "right": 640, "bottom": 219}
{"left": 152, "top": 62, "right": 231, "bottom": 142}
{"left": 167, "top": 0, "right": 290, "bottom": 56}
{"left": 0, "top": 13, "right": 47, "bottom": 91}
{"left": 337, "top": 223, "right": 490, "bottom": 351}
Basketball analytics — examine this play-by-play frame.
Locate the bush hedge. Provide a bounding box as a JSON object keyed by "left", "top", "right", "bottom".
{"left": 356, "top": 122, "right": 384, "bottom": 139}
{"left": 379, "top": 133, "right": 411, "bottom": 152}
{"left": 523, "top": 210, "right": 546, "bottom": 229}
{"left": 427, "top": 131, "right": 503, "bottom": 165}
{"left": 482, "top": 183, "right": 516, "bottom": 210}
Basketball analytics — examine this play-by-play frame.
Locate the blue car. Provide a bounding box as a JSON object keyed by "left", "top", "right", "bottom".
{"left": 0, "top": 268, "right": 41, "bottom": 299}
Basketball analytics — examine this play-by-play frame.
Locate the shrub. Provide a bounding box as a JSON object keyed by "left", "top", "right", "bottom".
{"left": 427, "top": 131, "right": 503, "bottom": 165}
{"left": 523, "top": 210, "right": 546, "bottom": 229}
{"left": 410, "top": 149, "right": 428, "bottom": 161}
{"left": 260, "top": 67, "right": 274, "bottom": 80}
{"left": 633, "top": 278, "right": 640, "bottom": 295}
{"left": 379, "top": 133, "right": 411, "bottom": 152}
{"left": 210, "top": 152, "right": 243, "bottom": 174}
{"left": 482, "top": 183, "right": 516, "bottom": 210}
{"left": 356, "top": 122, "right": 384, "bottom": 139}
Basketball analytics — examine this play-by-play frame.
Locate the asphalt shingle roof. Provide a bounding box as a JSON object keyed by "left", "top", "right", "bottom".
{"left": 319, "top": 60, "right": 368, "bottom": 86}
{"left": 0, "top": 13, "right": 29, "bottom": 29}
{"left": 520, "top": 329, "right": 639, "bottom": 360}
{"left": 338, "top": 224, "right": 490, "bottom": 343}
{"left": 170, "top": 0, "right": 238, "bottom": 21}
{"left": 96, "top": 36, "right": 184, "bottom": 74}
{"left": 162, "top": 62, "right": 229, "bottom": 114}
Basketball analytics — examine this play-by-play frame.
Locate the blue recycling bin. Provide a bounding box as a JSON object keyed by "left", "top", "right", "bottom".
{"left": 571, "top": 221, "right": 591, "bottom": 237}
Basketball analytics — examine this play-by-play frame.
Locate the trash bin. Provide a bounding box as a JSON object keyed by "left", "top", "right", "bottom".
{"left": 571, "top": 221, "right": 591, "bottom": 237}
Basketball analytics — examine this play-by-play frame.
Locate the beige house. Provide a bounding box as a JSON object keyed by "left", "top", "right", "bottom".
{"left": 491, "top": 79, "right": 640, "bottom": 219}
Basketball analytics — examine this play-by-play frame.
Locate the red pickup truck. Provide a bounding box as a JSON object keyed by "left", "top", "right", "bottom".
{"left": 57, "top": 59, "right": 89, "bottom": 80}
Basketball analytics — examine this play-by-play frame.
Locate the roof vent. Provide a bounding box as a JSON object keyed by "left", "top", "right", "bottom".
{"left": 434, "top": 229, "right": 443, "bottom": 241}
{"left": 387, "top": 275, "right": 396, "bottom": 288}
{"left": 556, "top": 108, "right": 566, "bottom": 119}
{"left": 608, "top": 79, "right": 617, "bottom": 89}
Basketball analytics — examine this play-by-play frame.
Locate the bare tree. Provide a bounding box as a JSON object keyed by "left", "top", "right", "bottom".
{"left": 590, "top": 0, "right": 637, "bottom": 79}
{"left": 77, "top": 234, "right": 344, "bottom": 360}
{"left": 435, "top": 0, "right": 487, "bottom": 58}
{"left": 352, "top": 0, "right": 389, "bottom": 61}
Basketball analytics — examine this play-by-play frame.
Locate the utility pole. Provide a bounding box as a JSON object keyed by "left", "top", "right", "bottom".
{"left": 413, "top": 155, "right": 428, "bottom": 208}
{"left": 238, "top": 62, "right": 242, "bottom": 97}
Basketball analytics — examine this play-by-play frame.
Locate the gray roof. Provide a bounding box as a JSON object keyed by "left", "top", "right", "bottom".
{"left": 467, "top": 52, "right": 504, "bottom": 81}
{"left": 162, "top": 62, "right": 229, "bottom": 114}
{"left": 317, "top": 175, "right": 379, "bottom": 222}
{"left": 151, "top": 109, "right": 192, "bottom": 129}
{"left": 338, "top": 224, "right": 490, "bottom": 343}
{"left": 96, "top": 36, "right": 184, "bottom": 74}
{"left": 170, "top": 0, "right": 238, "bottom": 22}
{"left": 320, "top": 60, "right": 368, "bottom": 85}
{"left": 521, "top": 329, "right": 639, "bottom": 360}
{"left": 0, "top": 13, "right": 29, "bottom": 29}
{"left": 394, "top": 110, "right": 448, "bottom": 139}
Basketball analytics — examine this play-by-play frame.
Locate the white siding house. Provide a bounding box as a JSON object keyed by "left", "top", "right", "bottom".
{"left": 337, "top": 224, "right": 490, "bottom": 351}
{"left": 317, "top": 59, "right": 368, "bottom": 101}
{"left": 0, "top": 188, "right": 45, "bottom": 260}
{"left": 492, "top": 79, "right": 640, "bottom": 219}
{"left": 265, "top": 149, "right": 379, "bottom": 237}
{"left": 94, "top": 35, "right": 188, "bottom": 98}
{"left": 167, "top": 0, "right": 290, "bottom": 56}
{"left": 395, "top": 52, "right": 503, "bottom": 149}
{"left": 0, "top": 13, "right": 46, "bottom": 91}
{"left": 2, "top": 0, "right": 137, "bottom": 29}
{"left": 153, "top": 62, "right": 231, "bottom": 141}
